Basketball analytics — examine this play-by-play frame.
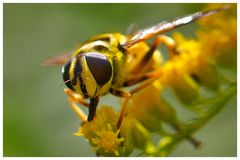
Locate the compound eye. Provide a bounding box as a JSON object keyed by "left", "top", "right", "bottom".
{"left": 62, "top": 59, "right": 75, "bottom": 91}
{"left": 85, "top": 52, "right": 112, "bottom": 86}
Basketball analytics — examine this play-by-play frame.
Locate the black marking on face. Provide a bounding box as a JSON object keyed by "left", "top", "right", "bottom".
{"left": 95, "top": 37, "right": 110, "bottom": 43}
{"left": 73, "top": 56, "right": 88, "bottom": 97}
{"left": 79, "top": 75, "right": 88, "bottom": 98}
{"left": 74, "top": 56, "right": 82, "bottom": 78}
{"left": 72, "top": 56, "right": 82, "bottom": 86}
{"left": 62, "top": 59, "right": 75, "bottom": 91}
{"left": 71, "top": 76, "right": 77, "bottom": 86}
{"left": 85, "top": 52, "right": 113, "bottom": 86}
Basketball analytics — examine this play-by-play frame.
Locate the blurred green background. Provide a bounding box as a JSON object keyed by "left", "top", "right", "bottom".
{"left": 3, "top": 3, "right": 236, "bottom": 156}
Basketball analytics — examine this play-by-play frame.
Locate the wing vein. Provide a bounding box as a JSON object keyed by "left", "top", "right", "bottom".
{"left": 122, "top": 6, "right": 229, "bottom": 49}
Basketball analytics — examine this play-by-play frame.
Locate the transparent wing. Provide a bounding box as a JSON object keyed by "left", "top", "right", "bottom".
{"left": 125, "top": 23, "right": 139, "bottom": 36}
{"left": 42, "top": 51, "right": 73, "bottom": 66}
{"left": 122, "top": 6, "right": 228, "bottom": 49}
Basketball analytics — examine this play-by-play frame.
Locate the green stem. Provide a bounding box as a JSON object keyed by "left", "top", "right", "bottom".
{"left": 154, "top": 83, "right": 236, "bottom": 156}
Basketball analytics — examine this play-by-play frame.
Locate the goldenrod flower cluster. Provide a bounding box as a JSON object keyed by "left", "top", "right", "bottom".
{"left": 74, "top": 4, "right": 236, "bottom": 156}
{"left": 74, "top": 107, "right": 125, "bottom": 156}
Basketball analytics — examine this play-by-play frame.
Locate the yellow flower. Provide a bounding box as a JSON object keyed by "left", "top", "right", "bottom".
{"left": 198, "top": 3, "right": 237, "bottom": 67}
{"left": 125, "top": 82, "right": 177, "bottom": 130}
{"left": 91, "top": 124, "right": 124, "bottom": 156}
{"left": 120, "top": 4, "right": 236, "bottom": 153}
{"left": 74, "top": 106, "right": 125, "bottom": 156}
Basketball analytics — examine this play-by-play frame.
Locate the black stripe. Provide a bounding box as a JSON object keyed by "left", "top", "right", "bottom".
{"left": 71, "top": 57, "right": 81, "bottom": 86}
{"left": 74, "top": 57, "right": 82, "bottom": 79}
{"left": 118, "top": 43, "right": 126, "bottom": 54}
{"left": 79, "top": 75, "right": 88, "bottom": 98}
{"left": 73, "top": 56, "right": 88, "bottom": 98}
{"left": 92, "top": 44, "right": 110, "bottom": 52}
{"left": 62, "top": 60, "right": 75, "bottom": 91}
{"left": 95, "top": 37, "right": 110, "bottom": 43}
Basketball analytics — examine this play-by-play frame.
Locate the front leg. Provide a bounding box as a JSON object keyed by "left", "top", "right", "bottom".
{"left": 64, "top": 88, "right": 89, "bottom": 122}
{"left": 88, "top": 97, "right": 99, "bottom": 121}
{"left": 110, "top": 78, "right": 157, "bottom": 130}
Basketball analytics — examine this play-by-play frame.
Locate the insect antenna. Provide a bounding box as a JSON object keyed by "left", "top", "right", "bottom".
{"left": 57, "top": 79, "right": 71, "bottom": 89}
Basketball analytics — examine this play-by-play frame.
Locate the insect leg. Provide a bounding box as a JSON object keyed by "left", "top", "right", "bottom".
{"left": 67, "top": 97, "right": 88, "bottom": 122}
{"left": 121, "top": 73, "right": 202, "bottom": 148}
{"left": 110, "top": 77, "right": 158, "bottom": 129}
{"left": 64, "top": 88, "right": 89, "bottom": 107}
{"left": 88, "top": 97, "right": 99, "bottom": 121}
{"left": 155, "top": 35, "right": 179, "bottom": 58}
{"left": 124, "top": 70, "right": 163, "bottom": 86}
{"left": 64, "top": 88, "right": 89, "bottom": 122}
{"left": 131, "top": 35, "right": 178, "bottom": 74}
{"left": 110, "top": 88, "right": 131, "bottom": 129}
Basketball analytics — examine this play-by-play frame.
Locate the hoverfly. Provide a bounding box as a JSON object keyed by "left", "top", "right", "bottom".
{"left": 44, "top": 6, "right": 227, "bottom": 130}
